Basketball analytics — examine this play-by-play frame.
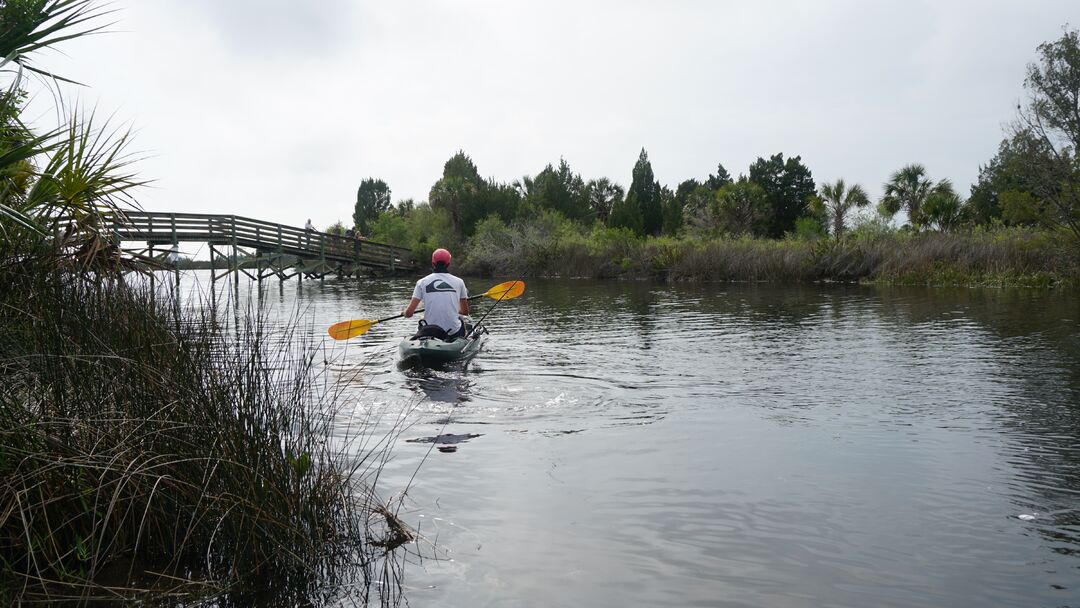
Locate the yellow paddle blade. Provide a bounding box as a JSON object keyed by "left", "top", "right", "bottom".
{"left": 327, "top": 319, "right": 376, "bottom": 340}
{"left": 482, "top": 280, "right": 525, "bottom": 301}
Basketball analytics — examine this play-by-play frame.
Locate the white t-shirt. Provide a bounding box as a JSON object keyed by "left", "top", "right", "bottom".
{"left": 412, "top": 272, "right": 469, "bottom": 333}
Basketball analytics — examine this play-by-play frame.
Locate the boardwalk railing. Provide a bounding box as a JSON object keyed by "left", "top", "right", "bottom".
{"left": 111, "top": 211, "right": 417, "bottom": 276}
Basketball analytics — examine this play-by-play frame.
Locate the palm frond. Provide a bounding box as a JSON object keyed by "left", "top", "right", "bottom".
{"left": 0, "top": 198, "right": 40, "bottom": 234}
{"left": 0, "top": 1, "right": 116, "bottom": 78}
{"left": 25, "top": 106, "right": 147, "bottom": 233}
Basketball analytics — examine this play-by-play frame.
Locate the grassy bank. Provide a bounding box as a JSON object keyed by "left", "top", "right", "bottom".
{"left": 459, "top": 214, "right": 1080, "bottom": 288}
{"left": 0, "top": 257, "right": 405, "bottom": 605}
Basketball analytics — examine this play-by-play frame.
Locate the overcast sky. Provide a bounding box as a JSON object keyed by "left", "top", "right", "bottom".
{"left": 28, "top": 0, "right": 1080, "bottom": 230}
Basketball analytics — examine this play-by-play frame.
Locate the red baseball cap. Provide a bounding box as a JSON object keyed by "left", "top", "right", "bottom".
{"left": 432, "top": 248, "right": 452, "bottom": 266}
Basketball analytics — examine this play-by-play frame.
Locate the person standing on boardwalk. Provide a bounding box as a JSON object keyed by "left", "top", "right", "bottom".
{"left": 403, "top": 248, "right": 470, "bottom": 338}
{"left": 304, "top": 218, "right": 315, "bottom": 247}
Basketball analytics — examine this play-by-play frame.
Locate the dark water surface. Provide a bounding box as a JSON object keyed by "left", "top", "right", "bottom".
{"left": 198, "top": 273, "right": 1080, "bottom": 607}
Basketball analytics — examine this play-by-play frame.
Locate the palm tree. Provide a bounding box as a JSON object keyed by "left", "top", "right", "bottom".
{"left": 920, "top": 180, "right": 966, "bottom": 231}
{"left": 713, "top": 178, "right": 770, "bottom": 236}
{"left": 816, "top": 179, "right": 870, "bottom": 239}
{"left": 584, "top": 177, "right": 623, "bottom": 224}
{"left": 879, "top": 164, "right": 956, "bottom": 230}
{"left": 880, "top": 164, "right": 934, "bottom": 229}
{"left": 512, "top": 174, "right": 535, "bottom": 199}
{"left": 0, "top": 0, "right": 144, "bottom": 264}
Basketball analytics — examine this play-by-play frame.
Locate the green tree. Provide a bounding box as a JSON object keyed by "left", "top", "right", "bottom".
{"left": 1013, "top": 26, "right": 1080, "bottom": 239}
{"left": 442, "top": 150, "right": 483, "bottom": 183}
{"left": 1024, "top": 26, "right": 1080, "bottom": 152}
{"left": 626, "top": 148, "right": 663, "bottom": 235}
{"left": 993, "top": 129, "right": 1070, "bottom": 228}
{"left": 465, "top": 179, "right": 520, "bottom": 229}
{"left": 714, "top": 177, "right": 770, "bottom": 236}
{"left": 608, "top": 189, "right": 644, "bottom": 234}
{"left": 815, "top": 179, "right": 870, "bottom": 239}
{"left": 584, "top": 177, "right": 623, "bottom": 224}
{"left": 429, "top": 151, "right": 485, "bottom": 236}
{"left": 705, "top": 163, "right": 733, "bottom": 190}
{"left": 352, "top": 178, "right": 390, "bottom": 236}
{"left": 879, "top": 164, "right": 955, "bottom": 230}
{"left": 429, "top": 151, "right": 518, "bottom": 237}
{"left": 1000, "top": 190, "right": 1052, "bottom": 226}
{"left": 664, "top": 179, "right": 702, "bottom": 235}
{"left": 394, "top": 198, "right": 416, "bottom": 217}
{"left": 748, "top": 153, "right": 815, "bottom": 238}
{"left": 526, "top": 158, "right": 588, "bottom": 221}
{"left": 968, "top": 133, "right": 1046, "bottom": 225}
{"left": 681, "top": 184, "right": 717, "bottom": 236}
{"left": 368, "top": 210, "right": 409, "bottom": 245}
{"left": 658, "top": 185, "right": 677, "bottom": 235}
{"left": 429, "top": 176, "right": 476, "bottom": 236}
{"left": 921, "top": 184, "right": 967, "bottom": 231}
{"left": 393, "top": 202, "right": 457, "bottom": 259}
{"left": 512, "top": 174, "right": 535, "bottom": 199}
{"left": 675, "top": 178, "right": 701, "bottom": 200}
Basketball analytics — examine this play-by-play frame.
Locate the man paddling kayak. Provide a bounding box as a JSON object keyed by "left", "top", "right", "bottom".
{"left": 403, "top": 248, "right": 470, "bottom": 338}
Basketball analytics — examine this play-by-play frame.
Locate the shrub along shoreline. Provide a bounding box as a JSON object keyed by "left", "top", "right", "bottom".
{"left": 0, "top": 259, "right": 407, "bottom": 605}
{"left": 458, "top": 214, "right": 1080, "bottom": 289}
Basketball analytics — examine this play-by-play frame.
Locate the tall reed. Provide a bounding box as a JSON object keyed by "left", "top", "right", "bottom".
{"left": 0, "top": 254, "right": 406, "bottom": 605}
{"left": 462, "top": 214, "right": 1080, "bottom": 287}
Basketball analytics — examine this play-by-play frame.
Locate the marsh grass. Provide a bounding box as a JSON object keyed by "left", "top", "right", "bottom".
{"left": 0, "top": 257, "right": 406, "bottom": 606}
{"left": 462, "top": 214, "right": 1080, "bottom": 287}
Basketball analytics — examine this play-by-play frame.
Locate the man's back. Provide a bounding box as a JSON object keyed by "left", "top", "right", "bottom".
{"left": 412, "top": 272, "right": 468, "bottom": 333}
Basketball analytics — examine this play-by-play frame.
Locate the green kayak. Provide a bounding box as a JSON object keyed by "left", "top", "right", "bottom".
{"left": 397, "top": 321, "right": 487, "bottom": 367}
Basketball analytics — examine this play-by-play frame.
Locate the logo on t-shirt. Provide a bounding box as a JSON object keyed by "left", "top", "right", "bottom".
{"left": 425, "top": 279, "right": 457, "bottom": 293}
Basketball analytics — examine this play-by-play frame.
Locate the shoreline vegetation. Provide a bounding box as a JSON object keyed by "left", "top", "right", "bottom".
{"left": 0, "top": 2, "right": 408, "bottom": 605}
{"left": 0, "top": 259, "right": 407, "bottom": 606}
{"left": 458, "top": 220, "right": 1080, "bottom": 289}
{"left": 171, "top": 225, "right": 1080, "bottom": 289}
{"left": 356, "top": 163, "right": 1080, "bottom": 288}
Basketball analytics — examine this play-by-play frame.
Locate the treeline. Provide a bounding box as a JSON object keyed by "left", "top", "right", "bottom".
{"left": 330, "top": 26, "right": 1080, "bottom": 287}
{"left": 347, "top": 149, "right": 828, "bottom": 249}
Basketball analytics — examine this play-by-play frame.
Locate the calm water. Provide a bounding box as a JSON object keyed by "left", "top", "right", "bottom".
{"left": 190, "top": 272, "right": 1080, "bottom": 607}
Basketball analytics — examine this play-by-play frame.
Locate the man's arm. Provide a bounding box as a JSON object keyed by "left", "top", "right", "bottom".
{"left": 403, "top": 297, "right": 421, "bottom": 318}
{"left": 459, "top": 298, "right": 470, "bottom": 315}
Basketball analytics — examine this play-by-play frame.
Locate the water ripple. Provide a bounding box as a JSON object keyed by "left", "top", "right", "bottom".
{"left": 180, "top": 274, "right": 1080, "bottom": 607}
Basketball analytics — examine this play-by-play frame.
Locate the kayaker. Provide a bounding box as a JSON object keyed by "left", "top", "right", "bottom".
{"left": 403, "top": 248, "right": 470, "bottom": 338}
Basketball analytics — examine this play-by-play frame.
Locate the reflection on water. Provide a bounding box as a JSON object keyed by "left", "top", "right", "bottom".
{"left": 403, "top": 368, "right": 476, "bottom": 404}
{"left": 406, "top": 433, "right": 483, "bottom": 445}
{"left": 176, "top": 272, "right": 1080, "bottom": 607}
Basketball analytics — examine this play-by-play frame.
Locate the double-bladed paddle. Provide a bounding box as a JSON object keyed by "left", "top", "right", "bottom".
{"left": 327, "top": 280, "right": 525, "bottom": 340}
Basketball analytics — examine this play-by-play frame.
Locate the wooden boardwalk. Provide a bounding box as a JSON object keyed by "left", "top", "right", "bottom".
{"left": 113, "top": 211, "right": 418, "bottom": 281}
